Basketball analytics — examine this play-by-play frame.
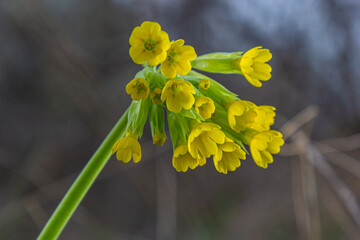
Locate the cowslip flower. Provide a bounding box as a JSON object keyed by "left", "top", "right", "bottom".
{"left": 112, "top": 134, "right": 142, "bottom": 163}
{"left": 113, "top": 21, "right": 283, "bottom": 174}
{"left": 153, "top": 133, "right": 166, "bottom": 146}
{"left": 161, "top": 39, "right": 197, "bottom": 78}
{"left": 213, "top": 137, "right": 246, "bottom": 174}
{"left": 150, "top": 88, "right": 164, "bottom": 105}
{"left": 227, "top": 100, "right": 257, "bottom": 133}
{"left": 233, "top": 46, "right": 272, "bottom": 87}
{"left": 126, "top": 78, "right": 150, "bottom": 101}
{"left": 250, "top": 130, "right": 284, "bottom": 168}
{"left": 249, "top": 106, "right": 276, "bottom": 132}
{"left": 199, "top": 79, "right": 210, "bottom": 90}
{"left": 43, "top": 22, "right": 286, "bottom": 240}
{"left": 172, "top": 145, "right": 206, "bottom": 172}
{"left": 188, "top": 122, "right": 225, "bottom": 158}
{"left": 161, "top": 79, "right": 196, "bottom": 113}
{"left": 194, "top": 97, "right": 215, "bottom": 119}
{"left": 129, "top": 21, "right": 170, "bottom": 66}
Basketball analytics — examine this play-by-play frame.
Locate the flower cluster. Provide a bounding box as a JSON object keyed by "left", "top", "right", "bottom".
{"left": 112, "top": 21, "right": 284, "bottom": 174}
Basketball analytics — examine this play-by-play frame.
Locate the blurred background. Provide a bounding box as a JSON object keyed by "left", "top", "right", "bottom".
{"left": 1, "top": 0, "right": 360, "bottom": 239}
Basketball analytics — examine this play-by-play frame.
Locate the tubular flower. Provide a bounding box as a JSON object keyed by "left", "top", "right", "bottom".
{"left": 172, "top": 145, "right": 206, "bottom": 172}
{"left": 250, "top": 130, "right": 284, "bottom": 168}
{"left": 188, "top": 122, "right": 225, "bottom": 158}
{"left": 126, "top": 78, "right": 150, "bottom": 101}
{"left": 234, "top": 46, "right": 272, "bottom": 87}
{"left": 153, "top": 132, "right": 166, "bottom": 146}
{"left": 129, "top": 21, "right": 170, "bottom": 66}
{"left": 199, "top": 79, "right": 210, "bottom": 90}
{"left": 194, "top": 97, "right": 215, "bottom": 119}
{"left": 112, "top": 135, "right": 142, "bottom": 163}
{"left": 227, "top": 100, "right": 257, "bottom": 133}
{"left": 150, "top": 87, "right": 164, "bottom": 105}
{"left": 161, "top": 79, "right": 196, "bottom": 113}
{"left": 249, "top": 106, "right": 276, "bottom": 131}
{"left": 161, "top": 39, "right": 197, "bottom": 78}
{"left": 213, "top": 137, "right": 246, "bottom": 174}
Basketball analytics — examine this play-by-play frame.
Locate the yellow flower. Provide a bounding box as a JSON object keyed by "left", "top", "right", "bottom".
{"left": 126, "top": 78, "right": 150, "bottom": 101}
{"left": 194, "top": 97, "right": 215, "bottom": 119}
{"left": 213, "top": 137, "right": 246, "bottom": 174}
{"left": 188, "top": 122, "right": 225, "bottom": 158}
{"left": 161, "top": 79, "right": 196, "bottom": 113}
{"left": 250, "top": 130, "right": 284, "bottom": 168}
{"left": 172, "top": 145, "right": 206, "bottom": 172}
{"left": 199, "top": 79, "right": 210, "bottom": 90}
{"left": 234, "top": 46, "right": 272, "bottom": 87}
{"left": 112, "top": 135, "right": 142, "bottom": 163}
{"left": 150, "top": 87, "right": 164, "bottom": 105}
{"left": 161, "top": 39, "right": 197, "bottom": 78}
{"left": 129, "top": 21, "right": 170, "bottom": 66}
{"left": 249, "top": 106, "right": 276, "bottom": 131}
{"left": 153, "top": 132, "right": 166, "bottom": 146}
{"left": 227, "top": 100, "right": 257, "bottom": 133}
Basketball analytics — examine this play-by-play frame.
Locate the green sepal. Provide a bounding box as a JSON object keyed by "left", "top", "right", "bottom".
{"left": 178, "top": 107, "right": 204, "bottom": 121}
{"left": 238, "top": 128, "right": 260, "bottom": 146}
{"left": 167, "top": 111, "right": 190, "bottom": 149}
{"left": 184, "top": 71, "right": 238, "bottom": 105}
{"left": 144, "top": 67, "right": 167, "bottom": 90}
{"left": 134, "top": 67, "right": 167, "bottom": 92}
{"left": 149, "top": 104, "right": 166, "bottom": 136}
{"left": 191, "top": 52, "right": 243, "bottom": 74}
{"left": 126, "top": 97, "right": 152, "bottom": 137}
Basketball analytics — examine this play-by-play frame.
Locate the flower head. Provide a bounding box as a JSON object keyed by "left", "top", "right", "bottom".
{"left": 112, "top": 135, "right": 142, "bottom": 163}
{"left": 188, "top": 122, "right": 225, "bottom": 158}
{"left": 234, "top": 46, "right": 272, "bottom": 87}
{"left": 172, "top": 145, "right": 206, "bottom": 172}
{"left": 199, "top": 79, "right": 210, "bottom": 90}
{"left": 129, "top": 21, "right": 170, "bottom": 66}
{"left": 195, "top": 97, "right": 215, "bottom": 119}
{"left": 227, "top": 100, "right": 257, "bottom": 133}
{"left": 126, "top": 78, "right": 150, "bottom": 101}
{"left": 250, "top": 130, "right": 284, "bottom": 168}
{"left": 213, "top": 137, "right": 246, "bottom": 174}
{"left": 161, "top": 79, "right": 196, "bottom": 113}
{"left": 150, "top": 87, "right": 164, "bottom": 105}
{"left": 249, "top": 106, "right": 276, "bottom": 131}
{"left": 161, "top": 39, "right": 197, "bottom": 78}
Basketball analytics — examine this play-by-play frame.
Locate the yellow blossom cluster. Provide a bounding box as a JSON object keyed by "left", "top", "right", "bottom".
{"left": 112, "top": 21, "right": 284, "bottom": 174}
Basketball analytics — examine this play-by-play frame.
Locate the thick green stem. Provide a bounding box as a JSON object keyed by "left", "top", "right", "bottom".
{"left": 37, "top": 109, "right": 129, "bottom": 240}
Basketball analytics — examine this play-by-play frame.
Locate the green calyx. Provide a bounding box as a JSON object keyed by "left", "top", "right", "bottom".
{"left": 136, "top": 67, "right": 167, "bottom": 90}
{"left": 191, "top": 52, "right": 243, "bottom": 74}
{"left": 149, "top": 104, "right": 166, "bottom": 145}
{"left": 167, "top": 111, "right": 191, "bottom": 149}
{"left": 183, "top": 71, "right": 238, "bottom": 106}
{"left": 126, "top": 97, "right": 152, "bottom": 137}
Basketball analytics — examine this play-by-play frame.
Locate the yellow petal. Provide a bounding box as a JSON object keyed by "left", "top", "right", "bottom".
{"left": 255, "top": 49, "right": 272, "bottom": 62}
{"left": 176, "top": 60, "right": 192, "bottom": 76}
{"left": 129, "top": 27, "right": 145, "bottom": 46}
{"left": 141, "top": 21, "right": 161, "bottom": 35}
{"left": 129, "top": 46, "right": 147, "bottom": 64}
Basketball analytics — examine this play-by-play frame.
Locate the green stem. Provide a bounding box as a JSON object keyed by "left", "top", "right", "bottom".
{"left": 37, "top": 109, "right": 129, "bottom": 240}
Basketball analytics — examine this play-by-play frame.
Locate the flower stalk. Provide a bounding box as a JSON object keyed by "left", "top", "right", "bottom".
{"left": 37, "top": 109, "right": 129, "bottom": 240}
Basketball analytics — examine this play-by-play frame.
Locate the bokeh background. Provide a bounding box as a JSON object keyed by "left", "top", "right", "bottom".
{"left": 1, "top": 0, "right": 360, "bottom": 239}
